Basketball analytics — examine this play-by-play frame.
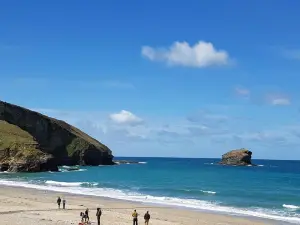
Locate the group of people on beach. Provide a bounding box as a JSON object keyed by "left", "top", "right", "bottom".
{"left": 56, "top": 196, "right": 66, "bottom": 209}
{"left": 56, "top": 197, "right": 151, "bottom": 225}
{"left": 132, "top": 209, "right": 151, "bottom": 225}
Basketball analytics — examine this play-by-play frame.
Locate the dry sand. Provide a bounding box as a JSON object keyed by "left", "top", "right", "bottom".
{"left": 0, "top": 186, "right": 273, "bottom": 225}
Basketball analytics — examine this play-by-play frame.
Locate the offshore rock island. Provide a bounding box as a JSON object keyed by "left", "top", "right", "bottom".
{"left": 219, "top": 148, "right": 254, "bottom": 166}
{"left": 0, "top": 100, "right": 114, "bottom": 172}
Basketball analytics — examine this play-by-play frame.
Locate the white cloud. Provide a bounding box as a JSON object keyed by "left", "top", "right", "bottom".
{"left": 266, "top": 94, "right": 291, "bottom": 106}
{"left": 141, "top": 41, "right": 230, "bottom": 68}
{"left": 186, "top": 110, "right": 228, "bottom": 128}
{"left": 235, "top": 86, "right": 250, "bottom": 97}
{"left": 271, "top": 98, "right": 290, "bottom": 106}
{"left": 109, "top": 110, "right": 143, "bottom": 126}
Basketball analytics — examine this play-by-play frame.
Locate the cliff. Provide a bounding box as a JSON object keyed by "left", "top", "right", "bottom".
{"left": 219, "top": 148, "right": 253, "bottom": 166}
{"left": 0, "top": 100, "right": 113, "bottom": 172}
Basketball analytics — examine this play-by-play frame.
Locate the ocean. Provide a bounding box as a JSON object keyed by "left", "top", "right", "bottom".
{"left": 1, "top": 157, "right": 300, "bottom": 224}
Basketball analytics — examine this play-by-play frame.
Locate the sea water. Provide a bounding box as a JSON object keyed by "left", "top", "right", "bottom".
{"left": 1, "top": 157, "right": 300, "bottom": 224}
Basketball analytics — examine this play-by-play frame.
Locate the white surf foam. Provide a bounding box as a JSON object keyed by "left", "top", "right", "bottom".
{"left": 45, "top": 180, "right": 97, "bottom": 187}
{"left": 183, "top": 189, "right": 217, "bottom": 195}
{"left": 45, "top": 181, "right": 83, "bottom": 187}
{"left": 283, "top": 204, "right": 300, "bottom": 210}
{"left": 0, "top": 179, "right": 299, "bottom": 224}
{"left": 59, "top": 168, "right": 87, "bottom": 172}
{"left": 61, "top": 166, "right": 71, "bottom": 169}
{"left": 201, "top": 190, "right": 216, "bottom": 195}
{"left": 138, "top": 162, "right": 147, "bottom": 164}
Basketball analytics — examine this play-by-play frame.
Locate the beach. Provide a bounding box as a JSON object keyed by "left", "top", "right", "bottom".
{"left": 0, "top": 186, "right": 272, "bottom": 225}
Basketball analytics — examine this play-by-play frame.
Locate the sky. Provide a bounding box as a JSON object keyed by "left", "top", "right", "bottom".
{"left": 1, "top": 1, "right": 300, "bottom": 159}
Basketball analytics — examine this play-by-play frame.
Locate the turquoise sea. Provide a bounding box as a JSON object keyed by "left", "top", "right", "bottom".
{"left": 1, "top": 157, "right": 300, "bottom": 224}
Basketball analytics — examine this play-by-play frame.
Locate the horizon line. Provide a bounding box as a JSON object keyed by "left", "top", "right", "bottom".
{"left": 114, "top": 156, "right": 300, "bottom": 161}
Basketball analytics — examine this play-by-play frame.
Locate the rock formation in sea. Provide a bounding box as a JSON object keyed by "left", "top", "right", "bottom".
{"left": 219, "top": 148, "right": 253, "bottom": 166}
{"left": 0, "top": 100, "right": 114, "bottom": 172}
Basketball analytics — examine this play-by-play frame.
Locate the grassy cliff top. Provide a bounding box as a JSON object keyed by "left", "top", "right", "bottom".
{"left": 0, "top": 120, "right": 38, "bottom": 152}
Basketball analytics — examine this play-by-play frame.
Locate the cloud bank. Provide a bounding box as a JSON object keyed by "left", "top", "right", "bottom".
{"left": 34, "top": 106, "right": 300, "bottom": 159}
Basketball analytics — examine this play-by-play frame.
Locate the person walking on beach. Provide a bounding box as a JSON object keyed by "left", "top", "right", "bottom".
{"left": 96, "top": 208, "right": 102, "bottom": 225}
{"left": 57, "top": 197, "right": 61, "bottom": 209}
{"left": 85, "top": 208, "right": 90, "bottom": 222}
{"left": 144, "top": 211, "right": 150, "bottom": 225}
{"left": 62, "top": 199, "right": 66, "bottom": 209}
{"left": 132, "top": 209, "right": 138, "bottom": 225}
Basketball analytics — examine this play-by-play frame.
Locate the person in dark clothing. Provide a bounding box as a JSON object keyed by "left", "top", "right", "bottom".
{"left": 62, "top": 199, "right": 66, "bottom": 209}
{"left": 85, "top": 208, "right": 89, "bottom": 222}
{"left": 80, "top": 212, "right": 85, "bottom": 222}
{"left": 144, "top": 211, "right": 150, "bottom": 225}
{"left": 132, "top": 209, "right": 138, "bottom": 225}
{"left": 57, "top": 197, "right": 61, "bottom": 209}
{"left": 96, "top": 208, "right": 102, "bottom": 225}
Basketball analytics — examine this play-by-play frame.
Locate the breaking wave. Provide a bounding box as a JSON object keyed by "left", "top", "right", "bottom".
{"left": 0, "top": 179, "right": 299, "bottom": 224}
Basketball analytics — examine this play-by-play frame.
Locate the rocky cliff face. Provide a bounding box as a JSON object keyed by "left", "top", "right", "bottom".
{"left": 0, "top": 100, "right": 114, "bottom": 172}
{"left": 219, "top": 148, "right": 253, "bottom": 166}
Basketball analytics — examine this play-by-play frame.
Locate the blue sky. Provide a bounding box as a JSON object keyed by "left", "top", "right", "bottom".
{"left": 1, "top": 1, "right": 300, "bottom": 159}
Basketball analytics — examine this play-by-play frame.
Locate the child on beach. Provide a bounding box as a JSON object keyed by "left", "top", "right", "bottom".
{"left": 80, "top": 212, "right": 84, "bottom": 222}
{"left": 80, "top": 212, "right": 88, "bottom": 223}
{"left": 63, "top": 199, "right": 66, "bottom": 209}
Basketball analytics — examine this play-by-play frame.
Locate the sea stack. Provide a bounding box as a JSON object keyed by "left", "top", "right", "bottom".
{"left": 0, "top": 100, "right": 114, "bottom": 172}
{"left": 219, "top": 148, "right": 253, "bottom": 166}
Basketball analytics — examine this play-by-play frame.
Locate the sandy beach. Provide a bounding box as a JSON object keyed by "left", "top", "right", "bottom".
{"left": 0, "top": 186, "right": 273, "bottom": 225}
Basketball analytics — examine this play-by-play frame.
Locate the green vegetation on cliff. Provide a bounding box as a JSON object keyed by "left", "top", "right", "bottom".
{"left": 0, "top": 100, "right": 114, "bottom": 172}
{"left": 0, "top": 120, "right": 37, "bottom": 151}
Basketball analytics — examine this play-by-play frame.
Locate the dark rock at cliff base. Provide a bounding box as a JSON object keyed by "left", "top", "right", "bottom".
{"left": 219, "top": 148, "right": 254, "bottom": 166}
{"left": 0, "top": 100, "right": 114, "bottom": 172}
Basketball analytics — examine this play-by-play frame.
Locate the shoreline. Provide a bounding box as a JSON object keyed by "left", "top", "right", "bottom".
{"left": 0, "top": 177, "right": 297, "bottom": 224}
{"left": 0, "top": 185, "right": 280, "bottom": 225}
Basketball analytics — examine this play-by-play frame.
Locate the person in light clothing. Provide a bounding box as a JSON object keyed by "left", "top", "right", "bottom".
{"left": 132, "top": 209, "right": 139, "bottom": 225}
